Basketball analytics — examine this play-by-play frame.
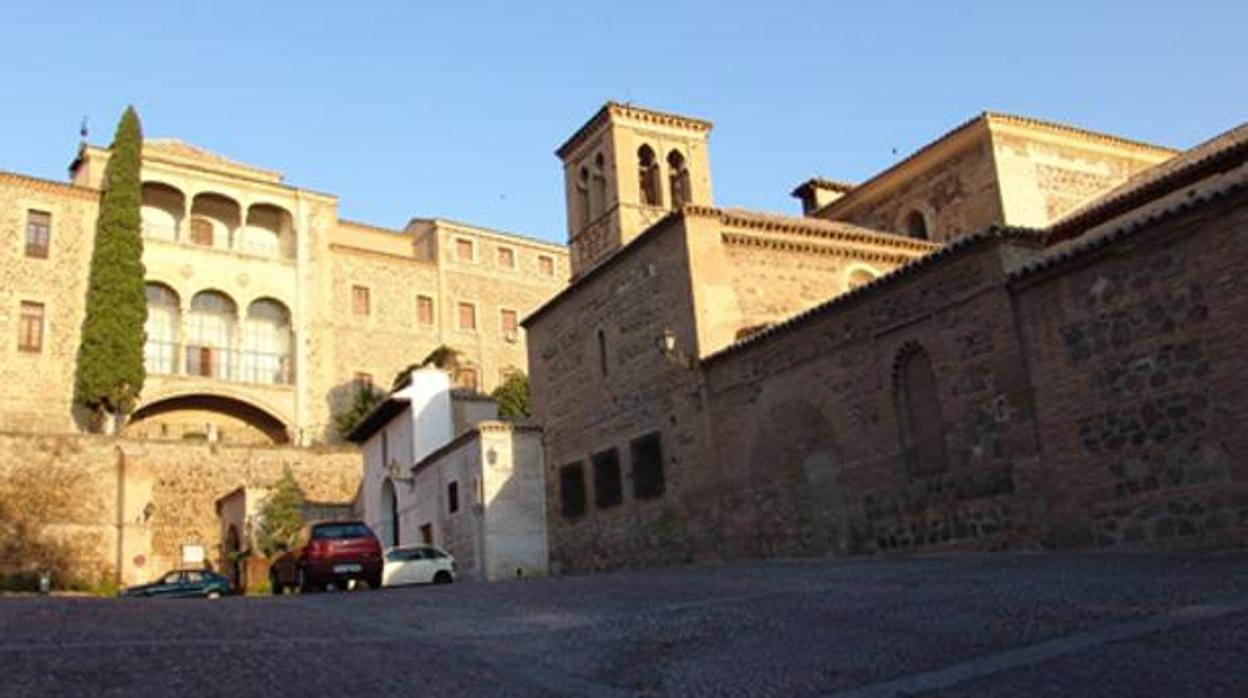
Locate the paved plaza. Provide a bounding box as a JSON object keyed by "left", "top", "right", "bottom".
{"left": 1, "top": 552, "right": 1245, "bottom": 697}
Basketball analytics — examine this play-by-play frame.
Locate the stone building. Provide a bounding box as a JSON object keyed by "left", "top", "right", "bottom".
{"left": 526, "top": 102, "right": 1248, "bottom": 572}
{"left": 0, "top": 138, "right": 568, "bottom": 444}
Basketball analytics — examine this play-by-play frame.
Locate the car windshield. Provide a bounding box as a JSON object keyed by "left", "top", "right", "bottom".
{"left": 312, "top": 523, "right": 373, "bottom": 540}
{"left": 161, "top": 573, "right": 181, "bottom": 584}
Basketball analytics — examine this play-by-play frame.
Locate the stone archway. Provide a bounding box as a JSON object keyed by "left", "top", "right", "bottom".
{"left": 126, "top": 394, "right": 290, "bottom": 444}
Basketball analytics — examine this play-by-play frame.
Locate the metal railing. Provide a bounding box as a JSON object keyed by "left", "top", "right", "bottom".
{"left": 144, "top": 341, "right": 294, "bottom": 385}
{"left": 140, "top": 223, "right": 294, "bottom": 260}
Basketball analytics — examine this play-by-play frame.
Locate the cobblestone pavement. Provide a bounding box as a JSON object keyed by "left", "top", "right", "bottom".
{"left": 1, "top": 552, "right": 1245, "bottom": 697}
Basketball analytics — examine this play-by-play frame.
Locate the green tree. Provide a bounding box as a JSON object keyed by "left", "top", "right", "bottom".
{"left": 334, "top": 383, "right": 384, "bottom": 439}
{"left": 391, "top": 344, "right": 463, "bottom": 390}
{"left": 75, "top": 106, "right": 147, "bottom": 428}
{"left": 491, "top": 371, "right": 530, "bottom": 420}
{"left": 256, "top": 467, "right": 306, "bottom": 558}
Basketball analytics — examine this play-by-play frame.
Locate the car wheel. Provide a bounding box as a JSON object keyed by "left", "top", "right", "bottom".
{"left": 269, "top": 573, "right": 283, "bottom": 596}
{"left": 433, "top": 571, "right": 452, "bottom": 585}
{"left": 368, "top": 575, "right": 383, "bottom": 590}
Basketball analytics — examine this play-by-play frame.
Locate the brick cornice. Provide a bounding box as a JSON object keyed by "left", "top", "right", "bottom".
{"left": 556, "top": 102, "right": 713, "bottom": 160}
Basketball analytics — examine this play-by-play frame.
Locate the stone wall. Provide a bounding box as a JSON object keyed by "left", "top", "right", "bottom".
{"left": 1015, "top": 191, "right": 1248, "bottom": 550}
{"left": 0, "top": 432, "right": 359, "bottom": 587}
{"left": 0, "top": 174, "right": 99, "bottom": 434}
{"left": 536, "top": 187, "right": 1248, "bottom": 573}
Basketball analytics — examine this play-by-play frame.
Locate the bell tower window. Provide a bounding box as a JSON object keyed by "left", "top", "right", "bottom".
{"left": 638, "top": 144, "right": 661, "bottom": 207}
{"left": 591, "top": 152, "right": 608, "bottom": 220}
{"left": 667, "top": 150, "right": 690, "bottom": 208}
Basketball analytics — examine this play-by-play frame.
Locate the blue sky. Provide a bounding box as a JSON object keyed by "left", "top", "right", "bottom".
{"left": 1, "top": 1, "right": 1244, "bottom": 242}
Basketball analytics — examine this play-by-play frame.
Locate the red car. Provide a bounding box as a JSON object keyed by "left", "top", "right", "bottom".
{"left": 270, "top": 521, "right": 383, "bottom": 593}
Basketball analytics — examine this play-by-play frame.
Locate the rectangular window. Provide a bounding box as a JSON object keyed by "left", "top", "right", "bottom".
{"left": 630, "top": 432, "right": 666, "bottom": 500}
{"left": 538, "top": 255, "right": 555, "bottom": 277}
{"left": 448, "top": 481, "right": 459, "bottom": 514}
{"left": 592, "top": 448, "right": 622, "bottom": 509}
{"left": 352, "top": 285, "right": 370, "bottom": 316}
{"left": 455, "top": 238, "right": 475, "bottom": 262}
{"left": 457, "top": 302, "right": 476, "bottom": 331}
{"left": 24, "top": 211, "right": 50, "bottom": 258}
{"left": 496, "top": 246, "right": 515, "bottom": 269}
{"left": 18, "top": 301, "right": 44, "bottom": 353}
{"left": 416, "top": 295, "right": 435, "bottom": 326}
{"left": 500, "top": 309, "right": 518, "bottom": 337}
{"left": 559, "top": 462, "right": 586, "bottom": 519}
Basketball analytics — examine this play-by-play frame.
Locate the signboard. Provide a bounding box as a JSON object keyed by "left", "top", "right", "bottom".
{"left": 181, "top": 544, "right": 205, "bottom": 565}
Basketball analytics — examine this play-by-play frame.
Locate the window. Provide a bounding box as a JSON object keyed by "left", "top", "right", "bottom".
{"left": 894, "top": 343, "right": 948, "bottom": 477}
{"left": 576, "top": 167, "right": 591, "bottom": 230}
{"left": 18, "top": 301, "right": 44, "bottom": 352}
{"left": 538, "top": 255, "right": 555, "bottom": 277}
{"left": 455, "top": 238, "right": 475, "bottom": 262}
{"left": 630, "top": 432, "right": 665, "bottom": 500}
{"left": 352, "top": 285, "right": 370, "bottom": 316}
{"left": 596, "top": 329, "right": 608, "bottom": 377}
{"left": 904, "top": 210, "right": 929, "bottom": 240}
{"left": 447, "top": 481, "right": 459, "bottom": 514}
{"left": 668, "top": 150, "right": 691, "bottom": 208}
{"left": 24, "top": 211, "right": 50, "bottom": 258}
{"left": 190, "top": 217, "right": 214, "bottom": 246}
{"left": 354, "top": 372, "right": 374, "bottom": 392}
{"left": 847, "top": 267, "right": 878, "bottom": 291}
{"left": 592, "top": 448, "right": 622, "bottom": 509}
{"left": 496, "top": 246, "right": 515, "bottom": 269}
{"left": 559, "top": 462, "right": 586, "bottom": 519}
{"left": 381, "top": 431, "right": 389, "bottom": 466}
{"left": 638, "top": 145, "right": 661, "bottom": 207}
{"left": 416, "top": 295, "right": 435, "bottom": 326}
{"left": 455, "top": 366, "right": 479, "bottom": 391}
{"left": 500, "top": 309, "right": 518, "bottom": 337}
{"left": 591, "top": 152, "right": 608, "bottom": 220}
{"left": 457, "top": 302, "right": 477, "bottom": 331}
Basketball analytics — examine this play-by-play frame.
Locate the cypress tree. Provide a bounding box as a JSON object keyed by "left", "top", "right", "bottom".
{"left": 75, "top": 106, "right": 147, "bottom": 427}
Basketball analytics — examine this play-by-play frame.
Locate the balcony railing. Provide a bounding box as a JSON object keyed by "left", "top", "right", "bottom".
{"left": 144, "top": 341, "right": 293, "bottom": 386}
{"left": 141, "top": 222, "right": 294, "bottom": 260}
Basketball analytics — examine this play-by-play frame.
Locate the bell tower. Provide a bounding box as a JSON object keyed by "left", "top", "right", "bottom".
{"left": 555, "top": 102, "right": 714, "bottom": 278}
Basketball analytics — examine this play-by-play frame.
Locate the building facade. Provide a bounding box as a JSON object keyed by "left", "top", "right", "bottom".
{"left": 0, "top": 138, "right": 568, "bottom": 444}
{"left": 527, "top": 103, "right": 1248, "bottom": 572}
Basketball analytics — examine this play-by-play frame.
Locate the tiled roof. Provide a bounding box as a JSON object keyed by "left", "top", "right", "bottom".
{"left": 1013, "top": 173, "right": 1248, "bottom": 280}
{"left": 790, "top": 177, "right": 856, "bottom": 198}
{"left": 1046, "top": 121, "right": 1248, "bottom": 243}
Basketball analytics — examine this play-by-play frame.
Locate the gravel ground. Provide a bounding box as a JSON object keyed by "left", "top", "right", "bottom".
{"left": 0, "top": 551, "right": 1244, "bottom": 697}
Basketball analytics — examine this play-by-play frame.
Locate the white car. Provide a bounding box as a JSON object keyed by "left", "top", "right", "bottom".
{"left": 382, "top": 545, "right": 456, "bottom": 587}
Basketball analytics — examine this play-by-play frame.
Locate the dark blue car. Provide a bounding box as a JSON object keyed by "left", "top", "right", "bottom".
{"left": 120, "top": 569, "right": 231, "bottom": 599}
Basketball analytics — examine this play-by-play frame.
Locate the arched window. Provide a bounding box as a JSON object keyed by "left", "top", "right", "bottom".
{"left": 242, "top": 204, "right": 294, "bottom": 258}
{"left": 667, "top": 150, "right": 691, "bottom": 208}
{"left": 186, "top": 290, "right": 237, "bottom": 379}
{"left": 638, "top": 144, "right": 661, "bottom": 207}
{"left": 893, "top": 343, "right": 948, "bottom": 477}
{"left": 576, "top": 166, "right": 590, "bottom": 230}
{"left": 190, "top": 193, "right": 241, "bottom": 250}
{"left": 144, "top": 283, "right": 180, "bottom": 375}
{"left": 379, "top": 478, "right": 399, "bottom": 547}
{"left": 904, "top": 210, "right": 929, "bottom": 240}
{"left": 241, "top": 298, "right": 293, "bottom": 384}
{"left": 140, "top": 182, "right": 185, "bottom": 242}
{"left": 590, "top": 152, "right": 608, "bottom": 221}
